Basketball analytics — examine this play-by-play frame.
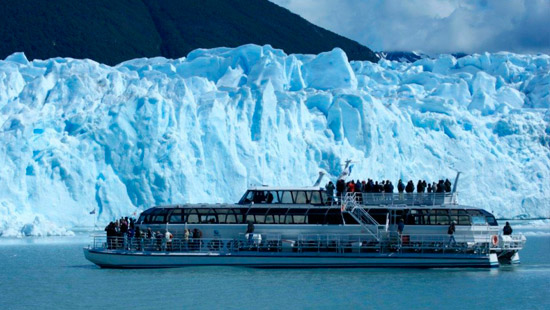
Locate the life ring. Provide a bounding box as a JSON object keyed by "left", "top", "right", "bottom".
{"left": 208, "top": 239, "right": 222, "bottom": 251}
{"left": 491, "top": 235, "right": 499, "bottom": 246}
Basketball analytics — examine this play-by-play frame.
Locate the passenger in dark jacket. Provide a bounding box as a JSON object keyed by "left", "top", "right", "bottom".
{"left": 325, "top": 181, "right": 335, "bottom": 203}
{"left": 397, "top": 180, "right": 405, "bottom": 193}
{"left": 436, "top": 180, "right": 444, "bottom": 193}
{"left": 355, "top": 180, "right": 362, "bottom": 193}
{"left": 444, "top": 179, "right": 452, "bottom": 192}
{"left": 448, "top": 222, "right": 456, "bottom": 245}
{"left": 405, "top": 180, "right": 415, "bottom": 193}
{"left": 366, "top": 179, "right": 374, "bottom": 193}
{"left": 336, "top": 179, "right": 346, "bottom": 198}
{"left": 384, "top": 180, "right": 393, "bottom": 193}
{"left": 503, "top": 222, "right": 513, "bottom": 235}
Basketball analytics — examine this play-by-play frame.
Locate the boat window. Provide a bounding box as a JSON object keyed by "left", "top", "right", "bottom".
{"left": 326, "top": 209, "right": 344, "bottom": 224}
{"left": 293, "top": 191, "right": 307, "bottom": 204}
{"left": 471, "top": 216, "right": 487, "bottom": 225}
{"left": 264, "top": 212, "right": 275, "bottom": 224}
{"left": 458, "top": 214, "right": 471, "bottom": 225}
{"left": 479, "top": 210, "right": 498, "bottom": 226}
{"left": 151, "top": 209, "right": 168, "bottom": 224}
{"left": 265, "top": 191, "right": 279, "bottom": 204}
{"left": 468, "top": 210, "right": 487, "bottom": 225}
{"left": 235, "top": 209, "right": 247, "bottom": 223}
{"left": 253, "top": 191, "right": 267, "bottom": 204}
{"left": 245, "top": 208, "right": 268, "bottom": 224}
{"left": 202, "top": 214, "right": 217, "bottom": 224}
{"left": 432, "top": 209, "right": 450, "bottom": 225}
{"left": 168, "top": 209, "right": 184, "bottom": 223}
{"left": 187, "top": 209, "right": 199, "bottom": 224}
{"left": 307, "top": 208, "right": 328, "bottom": 224}
{"left": 279, "top": 191, "right": 293, "bottom": 204}
{"left": 404, "top": 209, "right": 417, "bottom": 225}
{"left": 265, "top": 208, "right": 287, "bottom": 224}
{"left": 137, "top": 214, "right": 146, "bottom": 224}
{"left": 225, "top": 209, "right": 238, "bottom": 224}
{"left": 449, "top": 209, "right": 458, "bottom": 224}
{"left": 413, "top": 209, "right": 426, "bottom": 225}
{"left": 215, "top": 209, "right": 234, "bottom": 224}
{"left": 308, "top": 191, "right": 323, "bottom": 205}
{"left": 238, "top": 191, "right": 254, "bottom": 204}
{"left": 320, "top": 191, "right": 329, "bottom": 205}
{"left": 285, "top": 209, "right": 306, "bottom": 224}
{"left": 449, "top": 209, "right": 470, "bottom": 225}
{"left": 393, "top": 210, "right": 405, "bottom": 224}
{"left": 467, "top": 210, "right": 482, "bottom": 216}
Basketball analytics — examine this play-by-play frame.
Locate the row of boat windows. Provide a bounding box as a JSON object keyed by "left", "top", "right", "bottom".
{"left": 138, "top": 208, "right": 497, "bottom": 226}
{"left": 238, "top": 190, "right": 328, "bottom": 205}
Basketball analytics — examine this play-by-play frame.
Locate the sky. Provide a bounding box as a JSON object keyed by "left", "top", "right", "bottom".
{"left": 271, "top": 0, "right": 550, "bottom": 54}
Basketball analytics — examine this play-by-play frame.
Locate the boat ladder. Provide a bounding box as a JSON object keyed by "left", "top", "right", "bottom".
{"left": 342, "top": 192, "right": 380, "bottom": 241}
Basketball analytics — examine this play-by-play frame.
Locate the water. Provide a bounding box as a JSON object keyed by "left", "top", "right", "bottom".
{"left": 1, "top": 233, "right": 549, "bottom": 310}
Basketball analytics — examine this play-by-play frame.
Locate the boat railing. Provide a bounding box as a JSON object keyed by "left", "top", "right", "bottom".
{"left": 89, "top": 231, "right": 506, "bottom": 255}
{"left": 332, "top": 192, "right": 457, "bottom": 206}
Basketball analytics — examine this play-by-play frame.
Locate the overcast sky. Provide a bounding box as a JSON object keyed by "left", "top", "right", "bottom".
{"left": 271, "top": 0, "right": 550, "bottom": 54}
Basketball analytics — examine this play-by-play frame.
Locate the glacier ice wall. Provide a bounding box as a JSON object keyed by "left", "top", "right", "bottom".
{"left": 0, "top": 45, "right": 549, "bottom": 236}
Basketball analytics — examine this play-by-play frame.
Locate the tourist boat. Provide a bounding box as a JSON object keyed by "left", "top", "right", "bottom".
{"left": 84, "top": 169, "right": 526, "bottom": 269}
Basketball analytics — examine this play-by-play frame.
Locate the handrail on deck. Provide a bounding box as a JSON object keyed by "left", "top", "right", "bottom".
{"left": 332, "top": 192, "right": 457, "bottom": 206}
{"left": 89, "top": 231, "right": 524, "bottom": 255}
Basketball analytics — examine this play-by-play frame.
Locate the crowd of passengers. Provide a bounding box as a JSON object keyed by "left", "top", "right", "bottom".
{"left": 325, "top": 178, "right": 452, "bottom": 201}
{"left": 105, "top": 216, "right": 205, "bottom": 251}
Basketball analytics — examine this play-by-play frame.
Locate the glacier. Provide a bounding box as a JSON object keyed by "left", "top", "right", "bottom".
{"left": 0, "top": 45, "right": 549, "bottom": 237}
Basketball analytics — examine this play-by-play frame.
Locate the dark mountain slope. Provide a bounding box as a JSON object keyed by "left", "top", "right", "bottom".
{"left": 143, "top": 0, "right": 378, "bottom": 62}
{"left": 0, "top": 0, "right": 378, "bottom": 65}
{"left": 1, "top": 0, "right": 162, "bottom": 65}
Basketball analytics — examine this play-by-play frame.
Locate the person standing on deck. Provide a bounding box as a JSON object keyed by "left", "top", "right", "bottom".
{"left": 503, "top": 222, "right": 513, "bottom": 235}
{"left": 448, "top": 221, "right": 456, "bottom": 246}
{"left": 326, "top": 181, "right": 335, "bottom": 204}
{"left": 183, "top": 228, "right": 190, "bottom": 250}
{"left": 165, "top": 229, "right": 173, "bottom": 251}
{"left": 397, "top": 179, "right": 405, "bottom": 200}
{"left": 397, "top": 219, "right": 405, "bottom": 246}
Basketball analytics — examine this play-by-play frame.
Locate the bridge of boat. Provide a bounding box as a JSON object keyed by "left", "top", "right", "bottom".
{"left": 89, "top": 232, "right": 525, "bottom": 256}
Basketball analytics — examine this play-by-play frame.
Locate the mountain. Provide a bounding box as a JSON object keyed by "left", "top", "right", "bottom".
{"left": 0, "top": 0, "right": 378, "bottom": 65}
{"left": 0, "top": 46, "right": 549, "bottom": 236}
{"left": 379, "top": 51, "right": 469, "bottom": 63}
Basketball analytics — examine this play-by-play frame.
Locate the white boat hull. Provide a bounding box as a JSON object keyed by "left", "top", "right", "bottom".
{"left": 84, "top": 248, "right": 499, "bottom": 269}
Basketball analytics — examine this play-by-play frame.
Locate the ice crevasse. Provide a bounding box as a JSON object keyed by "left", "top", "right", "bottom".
{"left": 0, "top": 44, "right": 549, "bottom": 236}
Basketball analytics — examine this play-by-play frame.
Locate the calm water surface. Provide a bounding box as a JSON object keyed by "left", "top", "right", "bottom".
{"left": 1, "top": 232, "right": 549, "bottom": 310}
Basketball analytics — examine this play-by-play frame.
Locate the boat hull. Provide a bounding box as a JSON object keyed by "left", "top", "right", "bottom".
{"left": 84, "top": 248, "right": 499, "bottom": 269}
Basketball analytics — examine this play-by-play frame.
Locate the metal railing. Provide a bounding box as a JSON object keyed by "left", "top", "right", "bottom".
{"left": 333, "top": 192, "right": 457, "bottom": 206}
{"left": 90, "top": 231, "right": 515, "bottom": 256}
{"left": 342, "top": 193, "right": 380, "bottom": 240}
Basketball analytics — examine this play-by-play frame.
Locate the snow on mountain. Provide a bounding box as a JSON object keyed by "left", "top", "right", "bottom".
{"left": 0, "top": 45, "right": 549, "bottom": 236}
